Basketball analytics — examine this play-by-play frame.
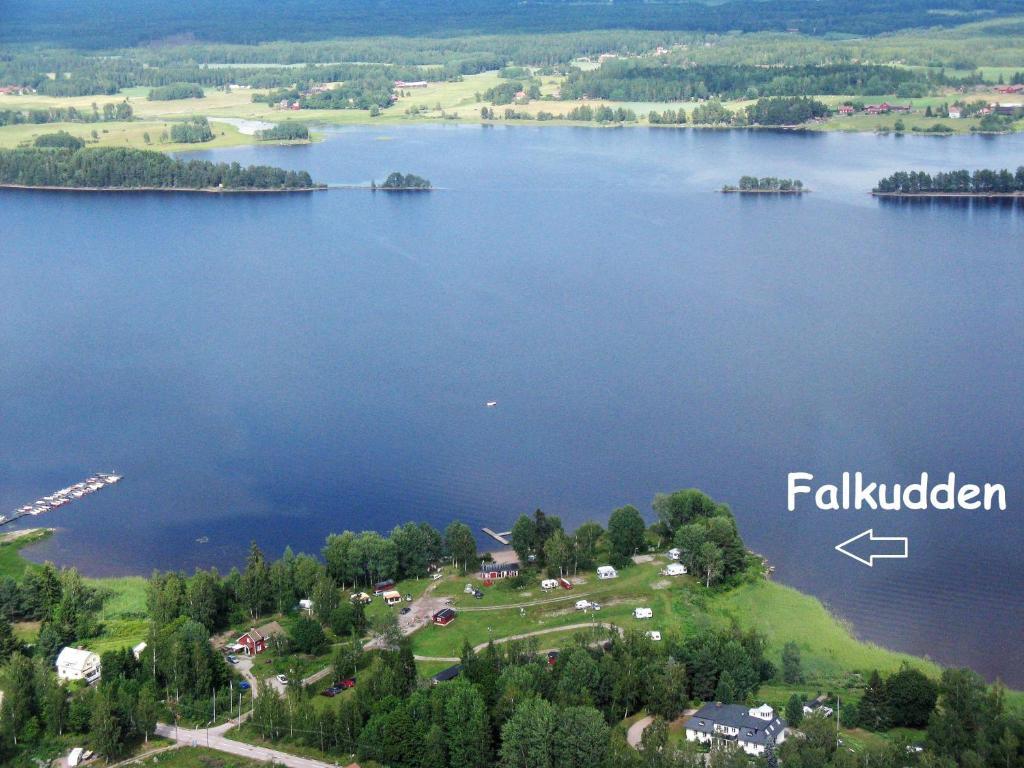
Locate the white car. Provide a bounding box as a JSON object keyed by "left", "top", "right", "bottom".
{"left": 575, "top": 599, "right": 592, "bottom": 611}
{"left": 431, "top": 572, "right": 443, "bottom": 581}
{"left": 645, "top": 631, "right": 662, "bottom": 641}
{"left": 634, "top": 607, "right": 653, "bottom": 619}
{"left": 276, "top": 674, "right": 289, "bottom": 685}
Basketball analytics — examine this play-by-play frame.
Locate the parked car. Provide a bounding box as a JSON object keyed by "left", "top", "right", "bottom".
{"left": 473, "top": 589, "right": 484, "bottom": 599}
{"left": 591, "top": 602, "right": 602, "bottom": 611}
{"left": 237, "top": 681, "right": 251, "bottom": 690}
{"left": 558, "top": 578, "right": 573, "bottom": 590}
{"left": 644, "top": 631, "right": 662, "bottom": 641}
{"left": 321, "top": 686, "right": 341, "bottom": 697}
{"left": 226, "top": 654, "right": 238, "bottom": 664}
{"left": 400, "top": 606, "right": 411, "bottom": 615}
{"left": 339, "top": 677, "right": 356, "bottom": 689}
{"left": 547, "top": 651, "right": 559, "bottom": 665}
{"left": 276, "top": 674, "right": 289, "bottom": 685}
{"left": 431, "top": 572, "right": 443, "bottom": 581}
{"left": 404, "top": 593, "right": 413, "bottom": 601}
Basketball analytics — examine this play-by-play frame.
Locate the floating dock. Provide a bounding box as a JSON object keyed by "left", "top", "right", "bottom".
{"left": 482, "top": 527, "right": 512, "bottom": 546}
{"left": 0, "top": 473, "right": 122, "bottom": 528}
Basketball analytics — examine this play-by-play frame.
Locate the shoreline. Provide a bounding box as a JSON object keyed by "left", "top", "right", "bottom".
{"left": 6, "top": 523, "right": 1023, "bottom": 695}
{"left": 872, "top": 190, "right": 1024, "bottom": 198}
{"left": 720, "top": 188, "right": 809, "bottom": 194}
{"left": 0, "top": 183, "right": 327, "bottom": 194}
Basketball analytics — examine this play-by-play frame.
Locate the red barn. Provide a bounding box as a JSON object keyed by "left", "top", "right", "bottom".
{"left": 432, "top": 608, "right": 456, "bottom": 626}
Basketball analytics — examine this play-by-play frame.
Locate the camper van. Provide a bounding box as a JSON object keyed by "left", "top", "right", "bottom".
{"left": 596, "top": 565, "right": 618, "bottom": 580}
{"left": 634, "top": 607, "right": 653, "bottom": 619}
{"left": 645, "top": 631, "right": 662, "bottom": 641}
{"left": 541, "top": 579, "right": 559, "bottom": 590}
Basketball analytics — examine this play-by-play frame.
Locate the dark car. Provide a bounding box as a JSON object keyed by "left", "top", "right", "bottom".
{"left": 473, "top": 589, "right": 484, "bottom": 599}
{"left": 238, "top": 681, "right": 251, "bottom": 690}
{"left": 338, "top": 677, "right": 356, "bottom": 689}
{"left": 547, "top": 651, "right": 559, "bottom": 666}
{"left": 400, "top": 606, "right": 411, "bottom": 615}
{"left": 321, "top": 686, "right": 342, "bottom": 697}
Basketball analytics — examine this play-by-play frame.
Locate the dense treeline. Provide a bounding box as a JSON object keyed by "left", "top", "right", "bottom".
{"left": 563, "top": 62, "right": 953, "bottom": 102}
{"left": 0, "top": 101, "right": 133, "bottom": 127}
{"left": 169, "top": 116, "right": 214, "bottom": 143}
{"left": 724, "top": 176, "right": 805, "bottom": 191}
{"left": 33, "top": 130, "right": 86, "bottom": 149}
{"left": 0, "top": 147, "right": 318, "bottom": 190}
{"left": 745, "top": 96, "right": 828, "bottom": 125}
{"left": 375, "top": 172, "right": 432, "bottom": 190}
{"left": 4, "top": 0, "right": 1024, "bottom": 48}
{"left": 874, "top": 167, "right": 1024, "bottom": 194}
{"left": 255, "top": 122, "right": 310, "bottom": 141}
{"left": 146, "top": 82, "right": 204, "bottom": 100}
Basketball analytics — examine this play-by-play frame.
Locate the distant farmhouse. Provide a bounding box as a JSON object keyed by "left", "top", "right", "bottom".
{"left": 685, "top": 703, "right": 787, "bottom": 756}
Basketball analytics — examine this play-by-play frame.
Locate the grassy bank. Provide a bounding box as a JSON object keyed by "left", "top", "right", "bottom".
{"left": 2, "top": 73, "right": 1019, "bottom": 153}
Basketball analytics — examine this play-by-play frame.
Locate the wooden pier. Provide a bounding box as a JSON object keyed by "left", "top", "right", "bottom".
{"left": 482, "top": 527, "right": 512, "bottom": 546}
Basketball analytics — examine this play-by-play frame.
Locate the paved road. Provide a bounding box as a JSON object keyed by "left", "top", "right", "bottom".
{"left": 155, "top": 721, "right": 342, "bottom": 768}
{"left": 626, "top": 710, "right": 698, "bottom": 749}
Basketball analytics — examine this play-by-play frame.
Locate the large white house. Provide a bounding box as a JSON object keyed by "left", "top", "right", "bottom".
{"left": 685, "top": 703, "right": 787, "bottom": 756}
{"left": 56, "top": 647, "right": 101, "bottom": 684}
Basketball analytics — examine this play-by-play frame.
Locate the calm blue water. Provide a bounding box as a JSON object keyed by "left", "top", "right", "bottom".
{"left": 2, "top": 126, "right": 1021, "bottom": 684}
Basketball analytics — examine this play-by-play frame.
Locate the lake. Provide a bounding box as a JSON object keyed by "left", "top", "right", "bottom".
{"left": 2, "top": 126, "right": 1021, "bottom": 685}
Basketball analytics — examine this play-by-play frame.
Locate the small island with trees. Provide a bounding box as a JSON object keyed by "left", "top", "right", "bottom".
{"left": 0, "top": 144, "right": 324, "bottom": 192}
{"left": 371, "top": 171, "right": 432, "bottom": 191}
{"left": 873, "top": 167, "right": 1024, "bottom": 197}
{"left": 721, "top": 176, "right": 807, "bottom": 193}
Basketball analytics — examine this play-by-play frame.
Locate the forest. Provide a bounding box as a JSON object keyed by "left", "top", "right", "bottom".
{"left": 562, "top": 62, "right": 959, "bottom": 102}
{"left": 0, "top": 102, "right": 133, "bottom": 127}
{"left": 375, "top": 172, "right": 433, "bottom": 190}
{"left": 4, "top": 0, "right": 1024, "bottom": 48}
{"left": 0, "top": 147, "right": 319, "bottom": 190}
{"left": 723, "top": 177, "right": 805, "bottom": 192}
{"left": 2, "top": 490, "right": 1022, "bottom": 767}
{"left": 255, "top": 122, "right": 310, "bottom": 141}
{"left": 146, "top": 82, "right": 205, "bottom": 100}
{"left": 874, "top": 168, "right": 1024, "bottom": 194}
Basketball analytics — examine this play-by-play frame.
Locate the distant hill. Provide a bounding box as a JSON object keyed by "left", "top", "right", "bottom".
{"left": 1, "top": 0, "right": 1020, "bottom": 48}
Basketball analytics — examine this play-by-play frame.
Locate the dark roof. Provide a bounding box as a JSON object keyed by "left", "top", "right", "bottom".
{"left": 433, "top": 608, "right": 456, "bottom": 621}
{"left": 687, "top": 703, "right": 786, "bottom": 746}
{"left": 432, "top": 664, "right": 463, "bottom": 682}
{"left": 480, "top": 562, "right": 519, "bottom": 572}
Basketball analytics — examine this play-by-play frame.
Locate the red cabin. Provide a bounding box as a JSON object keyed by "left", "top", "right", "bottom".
{"left": 432, "top": 608, "right": 457, "bottom": 626}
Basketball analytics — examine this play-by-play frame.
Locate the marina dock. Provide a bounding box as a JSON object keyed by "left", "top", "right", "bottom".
{"left": 482, "top": 527, "right": 512, "bottom": 546}
{"left": 0, "top": 473, "right": 122, "bottom": 528}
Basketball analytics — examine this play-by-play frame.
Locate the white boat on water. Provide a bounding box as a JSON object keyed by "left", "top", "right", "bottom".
{"left": 486, "top": 401, "right": 498, "bottom": 407}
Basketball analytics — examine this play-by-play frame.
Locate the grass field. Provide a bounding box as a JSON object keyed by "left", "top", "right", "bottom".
{"left": 0, "top": 528, "right": 51, "bottom": 578}
{"left": 3, "top": 73, "right": 1018, "bottom": 153}
{"left": 137, "top": 747, "right": 274, "bottom": 768}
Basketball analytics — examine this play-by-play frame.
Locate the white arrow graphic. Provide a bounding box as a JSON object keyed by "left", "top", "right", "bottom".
{"left": 835, "top": 529, "right": 909, "bottom": 567}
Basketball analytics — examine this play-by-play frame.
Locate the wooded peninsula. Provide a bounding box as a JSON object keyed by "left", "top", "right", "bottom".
{"left": 873, "top": 167, "right": 1024, "bottom": 197}
{"left": 0, "top": 146, "right": 322, "bottom": 191}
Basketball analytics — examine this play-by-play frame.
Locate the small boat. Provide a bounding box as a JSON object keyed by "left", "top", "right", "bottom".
{"left": 485, "top": 401, "right": 498, "bottom": 407}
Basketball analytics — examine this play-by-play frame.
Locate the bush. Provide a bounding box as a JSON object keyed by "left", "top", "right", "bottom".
{"left": 33, "top": 130, "right": 86, "bottom": 149}
{"left": 290, "top": 616, "right": 327, "bottom": 654}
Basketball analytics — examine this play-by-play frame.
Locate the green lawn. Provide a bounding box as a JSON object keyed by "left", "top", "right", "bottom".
{"left": 225, "top": 723, "right": 359, "bottom": 764}
{"left": 138, "top": 746, "right": 274, "bottom": 768}
{"left": 0, "top": 529, "right": 51, "bottom": 578}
